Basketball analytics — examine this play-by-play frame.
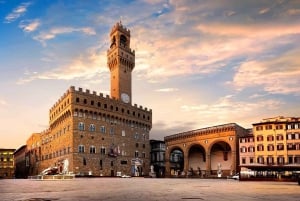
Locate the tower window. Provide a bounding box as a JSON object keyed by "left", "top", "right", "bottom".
{"left": 120, "top": 35, "right": 127, "bottom": 47}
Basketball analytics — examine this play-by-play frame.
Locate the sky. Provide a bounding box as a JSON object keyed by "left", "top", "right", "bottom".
{"left": 1, "top": 0, "right": 300, "bottom": 149}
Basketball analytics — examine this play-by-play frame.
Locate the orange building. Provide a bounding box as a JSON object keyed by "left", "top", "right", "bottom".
{"left": 164, "top": 123, "right": 249, "bottom": 177}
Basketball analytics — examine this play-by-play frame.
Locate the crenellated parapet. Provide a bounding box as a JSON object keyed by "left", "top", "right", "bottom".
{"left": 49, "top": 86, "right": 152, "bottom": 128}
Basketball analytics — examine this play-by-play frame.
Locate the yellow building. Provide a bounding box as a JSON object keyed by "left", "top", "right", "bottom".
{"left": 25, "top": 22, "right": 152, "bottom": 177}
{"left": 241, "top": 116, "right": 300, "bottom": 180}
{"left": 253, "top": 116, "right": 300, "bottom": 165}
{"left": 0, "top": 148, "right": 15, "bottom": 178}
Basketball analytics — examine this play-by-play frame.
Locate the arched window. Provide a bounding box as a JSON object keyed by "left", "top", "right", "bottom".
{"left": 89, "top": 124, "right": 95, "bottom": 132}
{"left": 100, "top": 146, "right": 106, "bottom": 155}
{"left": 135, "top": 151, "right": 139, "bottom": 158}
{"left": 78, "top": 122, "right": 85, "bottom": 131}
{"left": 90, "top": 146, "right": 96, "bottom": 154}
{"left": 78, "top": 145, "right": 85, "bottom": 153}
{"left": 100, "top": 126, "right": 106, "bottom": 133}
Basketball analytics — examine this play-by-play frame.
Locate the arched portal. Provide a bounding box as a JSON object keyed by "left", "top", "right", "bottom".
{"left": 169, "top": 148, "right": 184, "bottom": 176}
{"left": 188, "top": 144, "right": 206, "bottom": 176}
{"left": 210, "top": 141, "right": 232, "bottom": 176}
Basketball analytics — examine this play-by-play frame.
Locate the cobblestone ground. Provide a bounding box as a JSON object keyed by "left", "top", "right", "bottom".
{"left": 0, "top": 178, "right": 299, "bottom": 201}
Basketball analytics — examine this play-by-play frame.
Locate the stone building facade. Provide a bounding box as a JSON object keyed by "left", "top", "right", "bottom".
{"left": 164, "top": 123, "right": 248, "bottom": 177}
{"left": 0, "top": 148, "right": 15, "bottom": 178}
{"left": 25, "top": 22, "right": 152, "bottom": 177}
{"left": 14, "top": 145, "right": 27, "bottom": 178}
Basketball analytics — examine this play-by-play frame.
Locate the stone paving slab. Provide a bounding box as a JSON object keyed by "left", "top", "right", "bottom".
{"left": 0, "top": 178, "right": 299, "bottom": 201}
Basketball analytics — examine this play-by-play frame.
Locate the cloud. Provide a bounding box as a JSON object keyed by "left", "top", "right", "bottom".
{"left": 150, "top": 95, "right": 283, "bottom": 140}
{"left": 180, "top": 95, "right": 283, "bottom": 125}
{"left": 17, "top": 45, "right": 107, "bottom": 84}
{"left": 230, "top": 49, "right": 300, "bottom": 95}
{"left": 259, "top": 8, "right": 270, "bottom": 14}
{"left": 0, "top": 99, "right": 7, "bottom": 106}
{"left": 155, "top": 88, "right": 179, "bottom": 92}
{"left": 19, "top": 19, "right": 40, "bottom": 32}
{"left": 128, "top": 0, "right": 300, "bottom": 84}
{"left": 33, "top": 26, "right": 96, "bottom": 46}
{"left": 4, "top": 2, "right": 31, "bottom": 23}
{"left": 286, "top": 9, "right": 300, "bottom": 15}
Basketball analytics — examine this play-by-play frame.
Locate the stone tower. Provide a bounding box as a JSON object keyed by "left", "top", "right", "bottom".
{"left": 107, "top": 22, "right": 135, "bottom": 104}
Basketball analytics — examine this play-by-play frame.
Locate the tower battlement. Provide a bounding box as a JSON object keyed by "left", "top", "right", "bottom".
{"left": 50, "top": 86, "right": 152, "bottom": 113}
{"left": 110, "top": 21, "right": 130, "bottom": 36}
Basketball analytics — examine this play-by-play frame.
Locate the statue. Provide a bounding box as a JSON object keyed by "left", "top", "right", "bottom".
{"left": 217, "top": 163, "right": 222, "bottom": 177}
{"left": 62, "top": 159, "right": 69, "bottom": 174}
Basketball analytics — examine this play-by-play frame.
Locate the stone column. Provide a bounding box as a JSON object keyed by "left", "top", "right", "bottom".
{"left": 165, "top": 150, "right": 171, "bottom": 177}
{"left": 205, "top": 154, "right": 211, "bottom": 176}
{"left": 184, "top": 151, "right": 189, "bottom": 176}
{"left": 231, "top": 151, "right": 236, "bottom": 175}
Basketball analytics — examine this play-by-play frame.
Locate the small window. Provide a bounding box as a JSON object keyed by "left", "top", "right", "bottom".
{"left": 240, "top": 146, "right": 247, "bottom": 153}
{"left": 78, "top": 122, "right": 85, "bottom": 131}
{"left": 100, "top": 147, "right": 106, "bottom": 155}
{"left": 100, "top": 126, "right": 106, "bottom": 133}
{"left": 110, "top": 127, "right": 114, "bottom": 135}
{"left": 78, "top": 145, "right": 85, "bottom": 153}
{"left": 89, "top": 124, "right": 96, "bottom": 132}
{"left": 121, "top": 160, "right": 127, "bottom": 165}
{"left": 90, "top": 146, "right": 96, "bottom": 154}
{"left": 76, "top": 97, "right": 80, "bottom": 103}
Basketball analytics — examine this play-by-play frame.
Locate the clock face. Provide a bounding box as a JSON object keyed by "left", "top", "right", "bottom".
{"left": 121, "top": 93, "right": 130, "bottom": 103}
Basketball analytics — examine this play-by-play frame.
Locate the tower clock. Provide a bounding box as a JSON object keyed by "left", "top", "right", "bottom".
{"left": 107, "top": 22, "right": 135, "bottom": 104}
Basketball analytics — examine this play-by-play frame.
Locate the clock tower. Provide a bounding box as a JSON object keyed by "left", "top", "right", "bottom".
{"left": 107, "top": 22, "right": 135, "bottom": 104}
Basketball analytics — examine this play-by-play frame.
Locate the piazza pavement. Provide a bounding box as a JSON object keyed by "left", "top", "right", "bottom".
{"left": 0, "top": 178, "right": 299, "bottom": 201}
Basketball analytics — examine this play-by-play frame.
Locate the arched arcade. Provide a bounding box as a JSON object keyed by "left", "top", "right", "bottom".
{"left": 165, "top": 123, "right": 247, "bottom": 177}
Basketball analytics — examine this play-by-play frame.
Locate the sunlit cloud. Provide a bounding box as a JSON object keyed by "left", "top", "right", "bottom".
{"left": 17, "top": 47, "right": 107, "bottom": 84}
{"left": 286, "top": 9, "right": 300, "bottom": 15}
{"left": 33, "top": 26, "right": 96, "bottom": 46}
{"left": 4, "top": 2, "right": 32, "bottom": 23}
{"left": 19, "top": 19, "right": 40, "bottom": 32}
{"left": 0, "top": 99, "right": 7, "bottom": 106}
{"left": 180, "top": 95, "right": 283, "bottom": 123}
{"left": 197, "top": 23, "right": 300, "bottom": 37}
{"left": 155, "top": 88, "right": 179, "bottom": 92}
{"left": 259, "top": 8, "right": 270, "bottom": 14}
{"left": 231, "top": 49, "right": 300, "bottom": 95}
